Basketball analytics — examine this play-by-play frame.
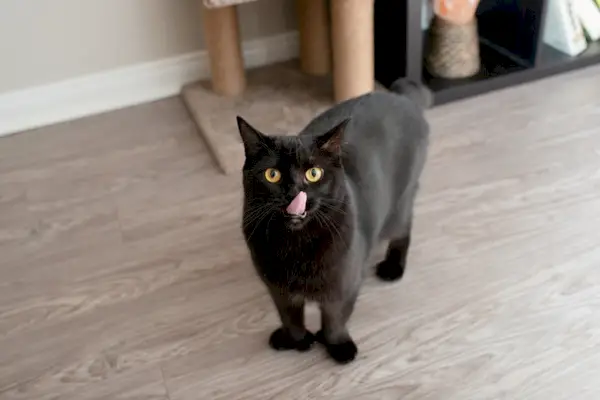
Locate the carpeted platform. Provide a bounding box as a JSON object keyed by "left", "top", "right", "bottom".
{"left": 182, "top": 60, "right": 385, "bottom": 174}
{"left": 182, "top": 61, "right": 334, "bottom": 174}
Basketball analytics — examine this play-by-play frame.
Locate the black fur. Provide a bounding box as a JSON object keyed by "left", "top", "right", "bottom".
{"left": 237, "top": 80, "right": 430, "bottom": 364}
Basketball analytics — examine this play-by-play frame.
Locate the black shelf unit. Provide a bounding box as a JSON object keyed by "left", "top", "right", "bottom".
{"left": 374, "top": 0, "right": 600, "bottom": 106}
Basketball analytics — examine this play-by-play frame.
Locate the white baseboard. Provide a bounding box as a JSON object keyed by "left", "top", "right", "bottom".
{"left": 0, "top": 31, "right": 299, "bottom": 137}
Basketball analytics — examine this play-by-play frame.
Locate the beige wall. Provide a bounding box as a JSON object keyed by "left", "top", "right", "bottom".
{"left": 0, "top": 0, "right": 297, "bottom": 93}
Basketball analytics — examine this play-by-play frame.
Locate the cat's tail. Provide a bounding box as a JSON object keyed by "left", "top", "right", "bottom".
{"left": 389, "top": 78, "right": 433, "bottom": 109}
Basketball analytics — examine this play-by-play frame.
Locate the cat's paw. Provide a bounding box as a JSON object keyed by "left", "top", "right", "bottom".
{"left": 268, "top": 327, "right": 315, "bottom": 352}
{"left": 326, "top": 340, "right": 358, "bottom": 364}
{"left": 315, "top": 329, "right": 327, "bottom": 345}
{"left": 315, "top": 330, "right": 358, "bottom": 364}
{"left": 375, "top": 259, "right": 405, "bottom": 282}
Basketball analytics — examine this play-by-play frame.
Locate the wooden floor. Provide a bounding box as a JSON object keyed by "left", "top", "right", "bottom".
{"left": 2, "top": 67, "right": 600, "bottom": 400}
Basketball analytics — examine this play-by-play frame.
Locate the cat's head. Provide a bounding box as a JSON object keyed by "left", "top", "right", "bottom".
{"left": 237, "top": 116, "right": 350, "bottom": 231}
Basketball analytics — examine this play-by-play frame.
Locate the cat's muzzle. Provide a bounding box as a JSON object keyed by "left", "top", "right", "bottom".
{"left": 289, "top": 211, "right": 307, "bottom": 220}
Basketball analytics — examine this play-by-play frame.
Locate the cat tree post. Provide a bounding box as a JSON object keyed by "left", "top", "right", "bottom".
{"left": 200, "top": 4, "right": 246, "bottom": 96}
{"left": 183, "top": 0, "right": 383, "bottom": 176}
{"left": 330, "top": 0, "right": 375, "bottom": 102}
{"left": 296, "top": 0, "right": 331, "bottom": 76}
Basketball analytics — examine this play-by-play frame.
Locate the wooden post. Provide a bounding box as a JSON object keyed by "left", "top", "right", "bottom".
{"left": 330, "top": 0, "right": 375, "bottom": 102}
{"left": 296, "top": 0, "right": 331, "bottom": 76}
{"left": 201, "top": 4, "right": 246, "bottom": 96}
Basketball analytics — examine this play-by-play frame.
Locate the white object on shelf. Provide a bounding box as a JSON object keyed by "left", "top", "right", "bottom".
{"left": 543, "top": 0, "right": 588, "bottom": 56}
{"left": 422, "top": 0, "right": 433, "bottom": 30}
{"left": 572, "top": 0, "right": 600, "bottom": 41}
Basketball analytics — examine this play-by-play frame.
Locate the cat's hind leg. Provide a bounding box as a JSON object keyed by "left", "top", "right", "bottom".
{"left": 376, "top": 197, "right": 414, "bottom": 282}
{"left": 375, "top": 235, "right": 410, "bottom": 281}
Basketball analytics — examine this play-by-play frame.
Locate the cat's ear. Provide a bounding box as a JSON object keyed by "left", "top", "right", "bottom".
{"left": 237, "top": 116, "right": 267, "bottom": 156}
{"left": 316, "top": 118, "right": 350, "bottom": 155}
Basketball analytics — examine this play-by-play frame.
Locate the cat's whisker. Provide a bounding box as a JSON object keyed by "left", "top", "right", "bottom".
{"left": 313, "top": 211, "right": 326, "bottom": 230}
{"left": 245, "top": 208, "right": 274, "bottom": 242}
{"left": 319, "top": 202, "right": 347, "bottom": 215}
{"left": 243, "top": 205, "right": 275, "bottom": 231}
{"left": 327, "top": 197, "right": 350, "bottom": 207}
{"left": 242, "top": 208, "right": 269, "bottom": 226}
{"left": 265, "top": 212, "right": 276, "bottom": 241}
{"left": 243, "top": 212, "right": 271, "bottom": 230}
{"left": 320, "top": 216, "right": 344, "bottom": 250}
{"left": 315, "top": 209, "right": 347, "bottom": 249}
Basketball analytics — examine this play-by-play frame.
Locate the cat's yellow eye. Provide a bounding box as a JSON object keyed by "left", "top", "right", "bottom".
{"left": 264, "top": 168, "right": 281, "bottom": 183}
{"left": 305, "top": 167, "right": 324, "bottom": 183}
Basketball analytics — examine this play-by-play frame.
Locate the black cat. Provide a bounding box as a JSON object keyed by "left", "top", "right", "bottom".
{"left": 237, "top": 79, "right": 431, "bottom": 364}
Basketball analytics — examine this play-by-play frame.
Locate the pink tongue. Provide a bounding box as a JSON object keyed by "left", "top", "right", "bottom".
{"left": 286, "top": 191, "right": 307, "bottom": 215}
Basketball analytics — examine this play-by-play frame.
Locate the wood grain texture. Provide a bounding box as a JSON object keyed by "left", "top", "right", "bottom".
{"left": 1, "top": 66, "right": 600, "bottom": 399}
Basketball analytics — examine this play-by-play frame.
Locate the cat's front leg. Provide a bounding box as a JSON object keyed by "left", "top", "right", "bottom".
{"left": 267, "top": 288, "right": 315, "bottom": 352}
{"left": 317, "top": 291, "right": 359, "bottom": 364}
